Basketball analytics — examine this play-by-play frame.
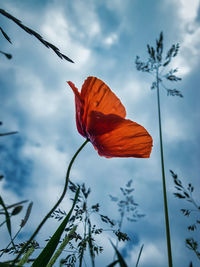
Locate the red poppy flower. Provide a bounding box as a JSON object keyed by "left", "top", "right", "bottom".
{"left": 67, "top": 76, "right": 153, "bottom": 158}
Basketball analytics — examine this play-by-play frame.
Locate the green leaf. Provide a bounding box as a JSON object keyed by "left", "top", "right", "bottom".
{"left": 0, "top": 51, "right": 12, "bottom": 60}
{"left": 0, "top": 131, "right": 17, "bottom": 136}
{"left": 0, "top": 200, "right": 28, "bottom": 212}
{"left": 11, "top": 205, "right": 23, "bottom": 216}
{"left": 0, "top": 196, "right": 11, "bottom": 237}
{"left": 108, "top": 240, "right": 128, "bottom": 267}
{"left": 32, "top": 187, "right": 80, "bottom": 267}
{"left": 18, "top": 246, "right": 35, "bottom": 265}
{"left": 107, "top": 260, "right": 119, "bottom": 267}
{"left": 46, "top": 225, "right": 77, "bottom": 267}
{"left": 20, "top": 202, "right": 33, "bottom": 228}
{"left": 0, "top": 263, "right": 18, "bottom": 267}
{"left": 0, "top": 27, "right": 12, "bottom": 43}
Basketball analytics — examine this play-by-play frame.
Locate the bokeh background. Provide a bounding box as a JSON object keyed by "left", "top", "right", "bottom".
{"left": 0, "top": 0, "right": 200, "bottom": 266}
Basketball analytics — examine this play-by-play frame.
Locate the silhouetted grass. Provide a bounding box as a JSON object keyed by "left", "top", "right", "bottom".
{"left": 0, "top": 9, "right": 74, "bottom": 63}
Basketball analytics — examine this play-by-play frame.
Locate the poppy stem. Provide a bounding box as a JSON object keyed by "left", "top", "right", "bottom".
{"left": 12, "top": 139, "right": 89, "bottom": 265}
{"left": 156, "top": 68, "right": 173, "bottom": 267}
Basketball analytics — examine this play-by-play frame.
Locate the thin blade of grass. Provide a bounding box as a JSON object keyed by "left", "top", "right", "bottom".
{"left": 0, "top": 9, "right": 74, "bottom": 63}
{"left": 0, "top": 263, "right": 18, "bottom": 267}
{"left": 135, "top": 244, "right": 144, "bottom": 267}
{"left": 0, "top": 196, "right": 12, "bottom": 237}
{"left": 107, "top": 260, "right": 119, "bottom": 267}
{"left": 88, "top": 222, "right": 95, "bottom": 267}
{"left": 20, "top": 202, "right": 33, "bottom": 228}
{"left": 32, "top": 187, "right": 80, "bottom": 267}
{"left": 109, "top": 240, "right": 128, "bottom": 267}
{"left": 0, "top": 200, "right": 28, "bottom": 212}
{"left": 0, "top": 26, "right": 12, "bottom": 43}
{"left": 0, "top": 131, "right": 18, "bottom": 136}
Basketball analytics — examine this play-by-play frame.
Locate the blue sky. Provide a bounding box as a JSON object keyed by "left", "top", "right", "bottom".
{"left": 0, "top": 0, "right": 200, "bottom": 266}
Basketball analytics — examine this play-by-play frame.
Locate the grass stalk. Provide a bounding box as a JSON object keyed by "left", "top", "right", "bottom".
{"left": 156, "top": 68, "right": 173, "bottom": 267}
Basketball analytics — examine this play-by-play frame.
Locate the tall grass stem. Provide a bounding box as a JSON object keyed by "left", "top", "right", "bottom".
{"left": 156, "top": 68, "right": 173, "bottom": 267}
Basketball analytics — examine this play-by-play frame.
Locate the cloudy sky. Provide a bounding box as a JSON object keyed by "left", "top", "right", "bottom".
{"left": 0, "top": 0, "right": 200, "bottom": 266}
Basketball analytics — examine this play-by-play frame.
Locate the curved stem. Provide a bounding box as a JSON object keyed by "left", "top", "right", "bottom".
{"left": 156, "top": 68, "right": 173, "bottom": 267}
{"left": 13, "top": 139, "right": 89, "bottom": 264}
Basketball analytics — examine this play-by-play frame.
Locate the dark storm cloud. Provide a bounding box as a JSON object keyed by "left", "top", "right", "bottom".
{"left": 0, "top": 134, "right": 33, "bottom": 194}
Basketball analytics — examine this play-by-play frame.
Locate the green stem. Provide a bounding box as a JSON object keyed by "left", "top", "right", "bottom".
{"left": 156, "top": 68, "right": 173, "bottom": 267}
{"left": 79, "top": 202, "right": 88, "bottom": 267}
{"left": 12, "top": 139, "right": 89, "bottom": 265}
{"left": 135, "top": 244, "right": 144, "bottom": 267}
{"left": 0, "top": 227, "right": 21, "bottom": 258}
{"left": 18, "top": 246, "right": 35, "bottom": 266}
{"left": 113, "top": 210, "right": 125, "bottom": 260}
{"left": 0, "top": 131, "right": 18, "bottom": 136}
{"left": 46, "top": 225, "right": 77, "bottom": 267}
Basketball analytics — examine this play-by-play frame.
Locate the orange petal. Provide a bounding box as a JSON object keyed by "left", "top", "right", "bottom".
{"left": 86, "top": 111, "right": 124, "bottom": 136}
{"left": 81, "top": 77, "right": 126, "bottom": 127}
{"left": 88, "top": 111, "right": 153, "bottom": 158}
{"left": 67, "top": 81, "right": 86, "bottom": 137}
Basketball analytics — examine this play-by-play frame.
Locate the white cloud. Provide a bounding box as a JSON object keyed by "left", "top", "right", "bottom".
{"left": 41, "top": 8, "right": 70, "bottom": 48}
{"left": 15, "top": 68, "right": 60, "bottom": 119}
{"left": 167, "top": 0, "right": 200, "bottom": 76}
{"left": 0, "top": 181, "right": 20, "bottom": 207}
{"left": 103, "top": 33, "right": 118, "bottom": 47}
{"left": 22, "top": 143, "right": 69, "bottom": 179}
{"left": 121, "top": 78, "right": 151, "bottom": 104}
{"left": 177, "top": 0, "right": 199, "bottom": 22}
{"left": 70, "top": 0, "right": 101, "bottom": 38}
{"left": 21, "top": 141, "right": 71, "bottom": 226}
{"left": 40, "top": 6, "right": 91, "bottom": 67}
{"left": 171, "top": 25, "right": 200, "bottom": 76}
{"left": 163, "top": 115, "right": 188, "bottom": 143}
{"left": 128, "top": 242, "right": 165, "bottom": 266}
